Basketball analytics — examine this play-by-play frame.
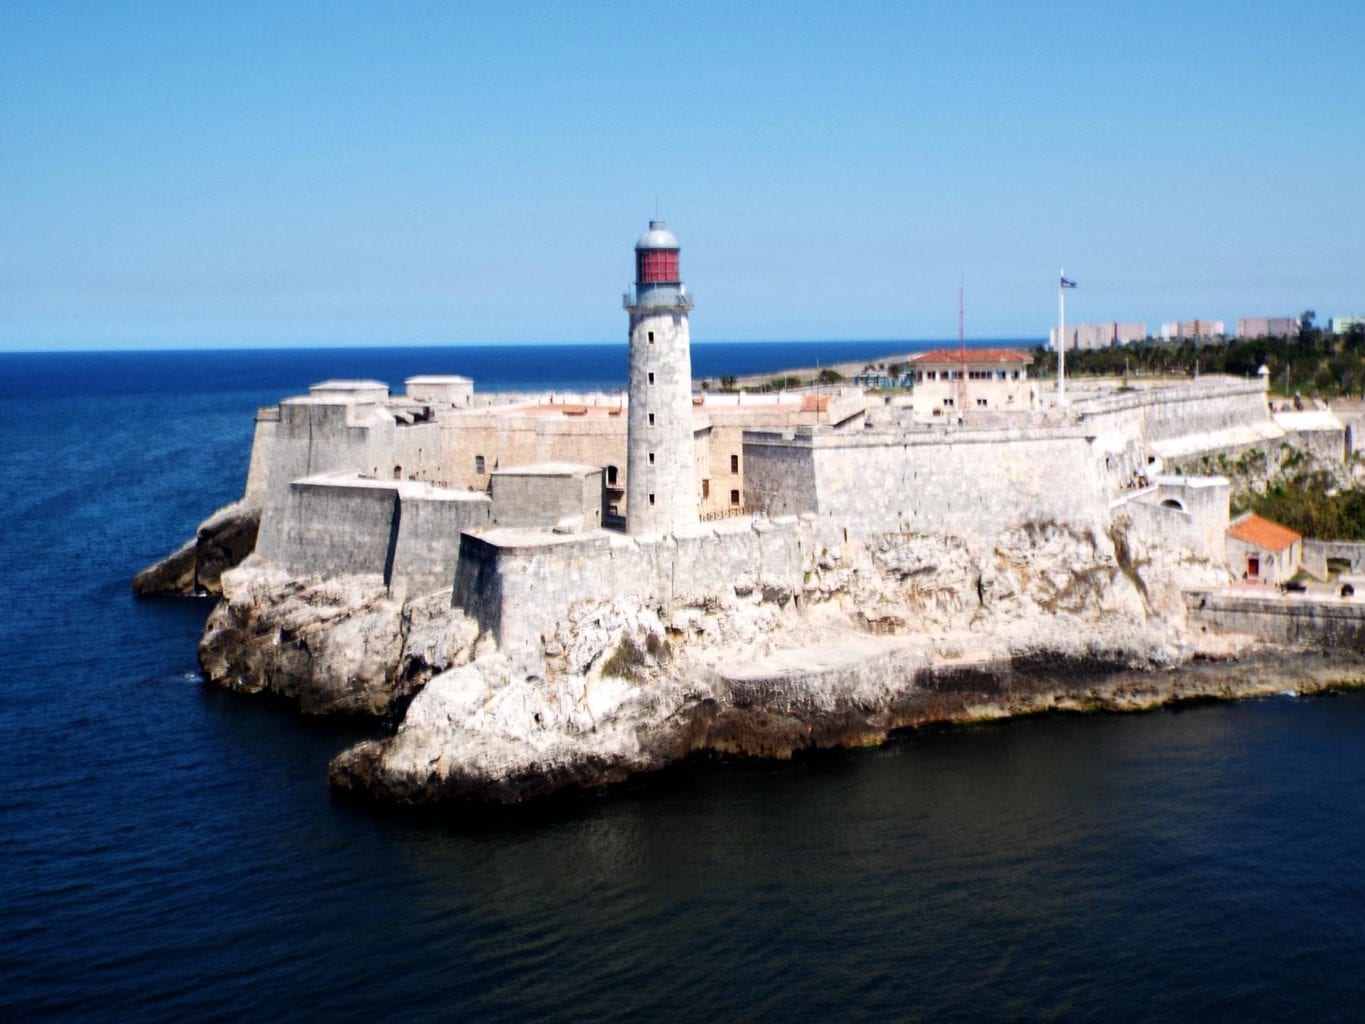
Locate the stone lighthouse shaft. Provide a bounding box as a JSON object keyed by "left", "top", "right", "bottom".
{"left": 624, "top": 220, "right": 698, "bottom": 536}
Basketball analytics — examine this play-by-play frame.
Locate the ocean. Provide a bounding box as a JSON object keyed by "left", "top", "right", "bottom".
{"left": 2, "top": 342, "right": 1363, "bottom": 1022}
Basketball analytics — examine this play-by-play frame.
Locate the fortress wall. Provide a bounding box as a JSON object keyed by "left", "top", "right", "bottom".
{"left": 746, "top": 427, "right": 1109, "bottom": 544}
{"left": 1078, "top": 378, "right": 1270, "bottom": 443}
{"left": 390, "top": 493, "right": 492, "bottom": 595}
{"left": 1186, "top": 592, "right": 1365, "bottom": 649}
{"left": 243, "top": 409, "right": 278, "bottom": 503}
{"left": 453, "top": 519, "right": 806, "bottom": 654}
{"left": 266, "top": 477, "right": 489, "bottom": 594}
{"left": 437, "top": 414, "right": 627, "bottom": 492}
{"left": 1303, "top": 540, "right": 1365, "bottom": 580}
{"left": 255, "top": 401, "right": 397, "bottom": 558}
{"left": 490, "top": 469, "right": 603, "bottom": 530}
{"left": 743, "top": 436, "right": 818, "bottom": 518}
{"left": 273, "top": 481, "right": 398, "bottom": 582}
{"left": 1281, "top": 426, "right": 1347, "bottom": 464}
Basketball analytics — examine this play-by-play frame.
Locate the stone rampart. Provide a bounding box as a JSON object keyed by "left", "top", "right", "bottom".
{"left": 1302, "top": 540, "right": 1365, "bottom": 580}
{"left": 452, "top": 517, "right": 806, "bottom": 654}
{"left": 261, "top": 474, "right": 490, "bottom": 595}
{"left": 744, "top": 425, "right": 1109, "bottom": 544}
{"left": 1076, "top": 377, "right": 1270, "bottom": 443}
{"left": 1186, "top": 591, "right": 1365, "bottom": 649}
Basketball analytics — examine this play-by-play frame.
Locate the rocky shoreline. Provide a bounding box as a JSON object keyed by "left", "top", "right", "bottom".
{"left": 180, "top": 517, "right": 1361, "bottom": 808}
{"left": 326, "top": 643, "right": 1364, "bottom": 807}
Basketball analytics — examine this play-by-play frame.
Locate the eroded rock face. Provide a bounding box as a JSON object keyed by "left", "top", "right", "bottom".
{"left": 202, "top": 516, "right": 1360, "bottom": 807}
{"left": 326, "top": 521, "right": 1249, "bottom": 806}
{"left": 132, "top": 499, "right": 261, "bottom": 596}
{"left": 198, "top": 562, "right": 476, "bottom": 716}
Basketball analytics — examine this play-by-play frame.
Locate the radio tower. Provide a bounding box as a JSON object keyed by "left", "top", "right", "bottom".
{"left": 956, "top": 278, "right": 967, "bottom": 419}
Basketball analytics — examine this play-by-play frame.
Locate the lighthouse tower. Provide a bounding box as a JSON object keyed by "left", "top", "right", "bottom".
{"left": 624, "top": 220, "right": 697, "bottom": 536}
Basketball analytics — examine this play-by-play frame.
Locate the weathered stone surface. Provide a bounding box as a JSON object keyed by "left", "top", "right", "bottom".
{"left": 198, "top": 562, "right": 476, "bottom": 716}
{"left": 133, "top": 499, "right": 260, "bottom": 596}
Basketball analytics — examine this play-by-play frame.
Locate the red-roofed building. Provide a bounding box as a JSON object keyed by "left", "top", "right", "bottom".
{"left": 907, "top": 348, "right": 1035, "bottom": 416}
{"left": 1226, "top": 512, "right": 1303, "bottom": 583}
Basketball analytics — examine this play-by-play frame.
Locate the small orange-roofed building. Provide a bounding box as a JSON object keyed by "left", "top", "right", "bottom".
{"left": 1226, "top": 512, "right": 1303, "bottom": 583}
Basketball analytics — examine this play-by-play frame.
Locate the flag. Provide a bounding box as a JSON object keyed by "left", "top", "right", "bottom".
{"left": 1060, "top": 276, "right": 1078, "bottom": 288}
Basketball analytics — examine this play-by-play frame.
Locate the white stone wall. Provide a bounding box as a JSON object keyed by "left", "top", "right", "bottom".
{"left": 627, "top": 308, "right": 698, "bottom": 535}
{"left": 491, "top": 468, "right": 603, "bottom": 530}
{"left": 264, "top": 476, "right": 490, "bottom": 595}
{"left": 745, "top": 426, "right": 1111, "bottom": 545}
{"left": 453, "top": 518, "right": 805, "bottom": 654}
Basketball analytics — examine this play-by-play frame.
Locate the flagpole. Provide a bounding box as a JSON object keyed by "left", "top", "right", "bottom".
{"left": 1057, "top": 267, "right": 1067, "bottom": 406}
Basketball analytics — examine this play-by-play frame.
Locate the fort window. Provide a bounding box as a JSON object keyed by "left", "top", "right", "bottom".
{"left": 943, "top": 398, "right": 955, "bottom": 407}
{"left": 730, "top": 454, "right": 739, "bottom": 473}
{"left": 649, "top": 493, "right": 656, "bottom": 506}
{"left": 649, "top": 452, "right": 655, "bottom": 465}
{"left": 606, "top": 465, "right": 619, "bottom": 486}
{"left": 976, "top": 398, "right": 988, "bottom": 407}
{"left": 730, "top": 489, "right": 740, "bottom": 507}
{"left": 648, "top": 413, "right": 655, "bottom": 426}
{"left": 702, "top": 479, "right": 710, "bottom": 499}
{"left": 648, "top": 372, "right": 655, "bottom": 385}
{"left": 1162, "top": 499, "right": 1186, "bottom": 511}
{"left": 648, "top": 331, "right": 654, "bottom": 343}
{"left": 475, "top": 455, "right": 485, "bottom": 474}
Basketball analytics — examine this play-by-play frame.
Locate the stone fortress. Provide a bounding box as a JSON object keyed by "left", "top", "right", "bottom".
{"left": 158, "top": 220, "right": 1364, "bottom": 805}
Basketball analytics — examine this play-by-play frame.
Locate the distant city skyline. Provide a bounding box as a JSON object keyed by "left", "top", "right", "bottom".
{"left": 2, "top": 1, "right": 1362, "bottom": 351}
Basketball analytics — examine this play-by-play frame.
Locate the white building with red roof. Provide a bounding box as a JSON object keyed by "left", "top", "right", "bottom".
{"left": 1226, "top": 512, "right": 1303, "bottom": 584}
{"left": 907, "top": 347, "right": 1035, "bottom": 417}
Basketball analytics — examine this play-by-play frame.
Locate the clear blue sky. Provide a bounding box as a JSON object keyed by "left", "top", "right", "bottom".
{"left": 2, "top": 1, "right": 1361, "bottom": 350}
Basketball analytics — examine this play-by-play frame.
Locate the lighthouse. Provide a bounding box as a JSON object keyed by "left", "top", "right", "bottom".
{"left": 624, "top": 220, "right": 697, "bottom": 536}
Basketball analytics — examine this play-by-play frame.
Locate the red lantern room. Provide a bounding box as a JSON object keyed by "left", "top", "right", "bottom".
{"left": 626, "top": 220, "right": 689, "bottom": 310}
{"left": 636, "top": 221, "right": 680, "bottom": 284}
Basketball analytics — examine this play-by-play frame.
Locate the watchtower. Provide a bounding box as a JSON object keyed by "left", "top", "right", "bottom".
{"left": 624, "top": 220, "right": 697, "bottom": 535}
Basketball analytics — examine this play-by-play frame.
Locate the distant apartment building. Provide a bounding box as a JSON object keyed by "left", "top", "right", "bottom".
{"left": 1049, "top": 322, "right": 1146, "bottom": 350}
{"left": 1332, "top": 316, "right": 1365, "bottom": 335}
{"left": 1160, "top": 320, "right": 1225, "bottom": 341}
{"left": 1235, "top": 316, "right": 1298, "bottom": 339}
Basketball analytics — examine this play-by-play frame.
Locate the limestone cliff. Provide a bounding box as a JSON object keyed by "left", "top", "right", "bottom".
{"left": 132, "top": 499, "right": 260, "bottom": 597}
{"left": 199, "top": 559, "right": 477, "bottom": 716}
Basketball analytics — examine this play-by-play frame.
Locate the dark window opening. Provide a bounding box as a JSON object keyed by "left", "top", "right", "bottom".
{"left": 649, "top": 493, "right": 655, "bottom": 506}
{"left": 648, "top": 413, "right": 655, "bottom": 426}
{"left": 730, "top": 489, "right": 740, "bottom": 507}
{"left": 702, "top": 479, "right": 710, "bottom": 499}
{"left": 648, "top": 452, "right": 655, "bottom": 465}
{"left": 474, "top": 455, "right": 485, "bottom": 474}
{"left": 393, "top": 465, "right": 402, "bottom": 479}
{"left": 648, "top": 372, "right": 655, "bottom": 385}
{"left": 606, "top": 465, "right": 619, "bottom": 486}
{"left": 730, "top": 454, "right": 739, "bottom": 473}
{"left": 648, "top": 331, "right": 654, "bottom": 343}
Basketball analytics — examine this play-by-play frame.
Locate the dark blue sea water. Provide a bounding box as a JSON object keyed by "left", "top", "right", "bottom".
{"left": 3, "top": 343, "right": 1364, "bottom": 1022}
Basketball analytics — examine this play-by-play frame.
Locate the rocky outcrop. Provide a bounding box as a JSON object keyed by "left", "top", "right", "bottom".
{"left": 132, "top": 499, "right": 260, "bottom": 596}
{"left": 198, "top": 561, "right": 477, "bottom": 716}
{"left": 201, "top": 517, "right": 1362, "bottom": 807}
{"left": 326, "top": 520, "right": 1245, "bottom": 806}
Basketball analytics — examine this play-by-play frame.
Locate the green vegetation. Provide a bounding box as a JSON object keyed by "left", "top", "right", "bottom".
{"left": 817, "top": 368, "right": 844, "bottom": 384}
{"left": 1236, "top": 469, "right": 1365, "bottom": 541}
{"left": 602, "top": 631, "right": 671, "bottom": 681}
{"left": 1034, "top": 319, "right": 1365, "bottom": 397}
{"left": 764, "top": 375, "right": 805, "bottom": 391}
